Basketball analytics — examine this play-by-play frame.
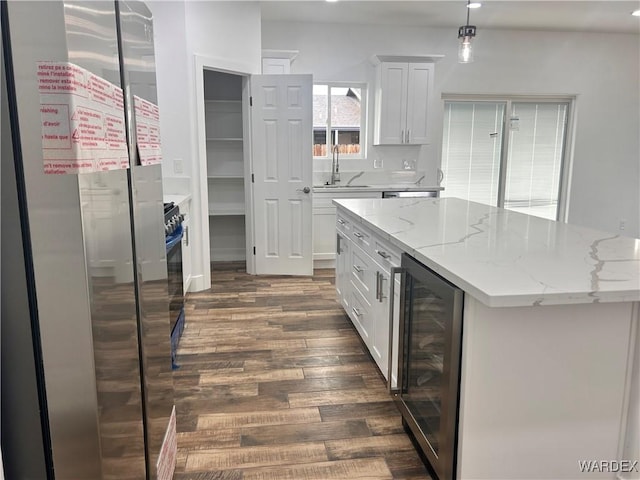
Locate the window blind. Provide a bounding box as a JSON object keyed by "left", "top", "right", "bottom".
{"left": 504, "top": 103, "right": 568, "bottom": 219}
{"left": 441, "top": 102, "right": 505, "bottom": 206}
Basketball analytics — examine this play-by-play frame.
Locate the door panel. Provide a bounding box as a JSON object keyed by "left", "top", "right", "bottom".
{"left": 251, "top": 74, "right": 313, "bottom": 275}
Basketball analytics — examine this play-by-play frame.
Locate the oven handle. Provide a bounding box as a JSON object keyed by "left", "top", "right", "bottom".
{"left": 388, "top": 266, "right": 403, "bottom": 394}
{"left": 165, "top": 224, "right": 184, "bottom": 252}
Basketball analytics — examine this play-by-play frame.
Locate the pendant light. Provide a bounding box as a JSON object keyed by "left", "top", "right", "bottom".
{"left": 458, "top": 0, "right": 478, "bottom": 63}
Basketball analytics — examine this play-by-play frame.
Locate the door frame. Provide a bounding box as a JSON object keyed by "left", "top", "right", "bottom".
{"left": 194, "top": 54, "right": 256, "bottom": 289}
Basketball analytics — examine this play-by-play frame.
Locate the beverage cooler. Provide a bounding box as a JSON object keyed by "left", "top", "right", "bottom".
{"left": 395, "top": 253, "right": 464, "bottom": 480}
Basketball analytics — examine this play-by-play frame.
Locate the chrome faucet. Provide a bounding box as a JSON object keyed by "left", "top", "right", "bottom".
{"left": 330, "top": 145, "right": 340, "bottom": 185}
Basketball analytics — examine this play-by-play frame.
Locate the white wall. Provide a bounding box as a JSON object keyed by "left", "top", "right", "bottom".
{"left": 150, "top": 1, "right": 261, "bottom": 291}
{"left": 262, "top": 21, "right": 640, "bottom": 238}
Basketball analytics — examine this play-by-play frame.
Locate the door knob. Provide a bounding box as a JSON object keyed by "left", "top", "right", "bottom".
{"left": 297, "top": 186, "right": 310, "bottom": 194}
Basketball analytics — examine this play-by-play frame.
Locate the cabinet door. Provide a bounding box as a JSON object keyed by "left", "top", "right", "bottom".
{"left": 406, "top": 63, "right": 434, "bottom": 145}
{"left": 371, "top": 268, "right": 389, "bottom": 376}
{"left": 375, "top": 62, "right": 408, "bottom": 145}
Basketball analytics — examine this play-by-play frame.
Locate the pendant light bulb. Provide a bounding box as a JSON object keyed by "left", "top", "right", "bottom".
{"left": 458, "top": 36, "right": 474, "bottom": 63}
{"left": 457, "top": 24, "right": 476, "bottom": 64}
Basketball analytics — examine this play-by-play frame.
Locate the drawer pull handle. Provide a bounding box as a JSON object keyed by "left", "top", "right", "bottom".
{"left": 352, "top": 307, "right": 362, "bottom": 317}
{"left": 353, "top": 265, "right": 364, "bottom": 273}
{"left": 353, "top": 232, "right": 364, "bottom": 239}
{"left": 376, "top": 249, "right": 391, "bottom": 259}
{"left": 378, "top": 272, "right": 386, "bottom": 303}
{"left": 338, "top": 219, "right": 346, "bottom": 225}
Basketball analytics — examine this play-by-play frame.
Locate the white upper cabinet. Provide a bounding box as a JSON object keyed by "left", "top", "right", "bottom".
{"left": 372, "top": 55, "right": 441, "bottom": 145}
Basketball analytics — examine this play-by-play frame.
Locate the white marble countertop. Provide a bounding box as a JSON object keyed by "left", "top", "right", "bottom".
{"left": 334, "top": 197, "right": 640, "bottom": 307}
{"left": 314, "top": 184, "right": 443, "bottom": 193}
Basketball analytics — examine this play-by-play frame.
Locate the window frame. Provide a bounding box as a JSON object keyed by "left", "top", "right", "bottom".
{"left": 313, "top": 81, "right": 367, "bottom": 160}
{"left": 440, "top": 94, "right": 576, "bottom": 222}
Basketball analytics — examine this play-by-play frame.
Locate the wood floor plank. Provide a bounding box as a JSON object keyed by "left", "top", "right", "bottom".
{"left": 199, "top": 368, "right": 304, "bottom": 385}
{"left": 177, "top": 429, "right": 241, "bottom": 450}
{"left": 319, "top": 402, "right": 400, "bottom": 422}
{"left": 257, "top": 376, "right": 367, "bottom": 396}
{"left": 385, "top": 451, "right": 432, "bottom": 480}
{"left": 198, "top": 407, "right": 322, "bottom": 429}
{"left": 242, "top": 457, "right": 393, "bottom": 480}
{"left": 240, "top": 419, "right": 371, "bottom": 446}
{"left": 185, "top": 442, "right": 328, "bottom": 471}
{"left": 288, "top": 388, "right": 392, "bottom": 408}
{"left": 215, "top": 339, "right": 307, "bottom": 352}
{"left": 174, "top": 470, "right": 243, "bottom": 480}
{"left": 325, "top": 434, "right": 417, "bottom": 461}
{"left": 302, "top": 363, "right": 381, "bottom": 378}
{"left": 366, "top": 416, "right": 406, "bottom": 436}
{"left": 305, "top": 336, "right": 362, "bottom": 348}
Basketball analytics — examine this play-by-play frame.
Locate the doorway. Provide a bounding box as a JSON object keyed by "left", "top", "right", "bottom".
{"left": 204, "top": 70, "right": 248, "bottom": 267}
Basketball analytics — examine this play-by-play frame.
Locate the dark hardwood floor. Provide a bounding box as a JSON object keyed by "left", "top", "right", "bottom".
{"left": 173, "top": 262, "right": 432, "bottom": 480}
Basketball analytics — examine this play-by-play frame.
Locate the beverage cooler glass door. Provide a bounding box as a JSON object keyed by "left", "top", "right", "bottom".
{"left": 397, "top": 253, "right": 464, "bottom": 480}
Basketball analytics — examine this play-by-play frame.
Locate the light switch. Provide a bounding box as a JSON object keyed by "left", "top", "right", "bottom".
{"left": 173, "top": 158, "right": 184, "bottom": 175}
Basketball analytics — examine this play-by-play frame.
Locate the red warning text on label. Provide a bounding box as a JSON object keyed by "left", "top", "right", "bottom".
{"left": 41, "top": 104, "right": 71, "bottom": 149}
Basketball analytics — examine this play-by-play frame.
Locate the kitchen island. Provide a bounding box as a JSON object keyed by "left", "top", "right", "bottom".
{"left": 334, "top": 197, "right": 639, "bottom": 480}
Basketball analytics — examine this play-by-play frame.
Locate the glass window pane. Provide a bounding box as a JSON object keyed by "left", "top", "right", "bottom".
{"left": 330, "top": 86, "right": 361, "bottom": 155}
{"left": 441, "top": 102, "right": 505, "bottom": 206}
{"left": 313, "top": 85, "right": 328, "bottom": 157}
{"left": 504, "top": 103, "right": 568, "bottom": 220}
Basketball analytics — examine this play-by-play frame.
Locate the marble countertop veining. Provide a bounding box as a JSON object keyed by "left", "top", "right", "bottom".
{"left": 334, "top": 197, "right": 640, "bottom": 307}
{"left": 314, "top": 184, "right": 444, "bottom": 193}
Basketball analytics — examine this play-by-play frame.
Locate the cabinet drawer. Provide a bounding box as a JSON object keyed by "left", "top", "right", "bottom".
{"left": 350, "top": 243, "right": 375, "bottom": 298}
{"left": 350, "top": 222, "right": 372, "bottom": 252}
{"left": 336, "top": 212, "right": 351, "bottom": 236}
{"left": 372, "top": 237, "right": 401, "bottom": 272}
{"left": 349, "top": 287, "right": 372, "bottom": 343}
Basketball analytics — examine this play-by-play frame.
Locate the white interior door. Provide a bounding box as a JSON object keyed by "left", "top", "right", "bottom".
{"left": 250, "top": 74, "right": 313, "bottom": 275}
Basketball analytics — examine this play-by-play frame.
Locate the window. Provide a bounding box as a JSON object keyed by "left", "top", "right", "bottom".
{"left": 313, "top": 83, "right": 365, "bottom": 158}
{"left": 441, "top": 97, "right": 571, "bottom": 221}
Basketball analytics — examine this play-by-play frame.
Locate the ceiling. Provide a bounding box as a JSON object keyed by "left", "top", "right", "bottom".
{"left": 259, "top": 1, "right": 640, "bottom": 34}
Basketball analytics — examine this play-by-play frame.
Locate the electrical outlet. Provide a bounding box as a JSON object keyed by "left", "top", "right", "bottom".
{"left": 403, "top": 159, "right": 416, "bottom": 170}
{"left": 373, "top": 158, "right": 383, "bottom": 169}
{"left": 619, "top": 218, "right": 627, "bottom": 231}
{"left": 173, "top": 158, "right": 183, "bottom": 175}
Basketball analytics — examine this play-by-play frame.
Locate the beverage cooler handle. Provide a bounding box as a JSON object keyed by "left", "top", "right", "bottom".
{"left": 388, "top": 266, "right": 403, "bottom": 394}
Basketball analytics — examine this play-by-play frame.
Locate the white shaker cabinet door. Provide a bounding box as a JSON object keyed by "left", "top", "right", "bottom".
{"left": 374, "top": 62, "right": 408, "bottom": 145}
{"left": 406, "top": 62, "right": 434, "bottom": 145}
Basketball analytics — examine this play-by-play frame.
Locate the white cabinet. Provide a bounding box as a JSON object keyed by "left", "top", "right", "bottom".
{"left": 372, "top": 56, "right": 439, "bottom": 145}
{"left": 313, "top": 190, "right": 381, "bottom": 266}
{"left": 335, "top": 209, "right": 401, "bottom": 383}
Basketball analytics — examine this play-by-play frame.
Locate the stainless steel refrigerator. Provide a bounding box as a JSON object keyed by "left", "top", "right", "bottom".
{"left": 1, "top": 1, "right": 175, "bottom": 479}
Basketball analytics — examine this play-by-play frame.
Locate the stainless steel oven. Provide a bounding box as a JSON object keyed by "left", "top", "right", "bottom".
{"left": 164, "top": 202, "right": 185, "bottom": 367}
{"left": 395, "top": 253, "right": 464, "bottom": 480}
